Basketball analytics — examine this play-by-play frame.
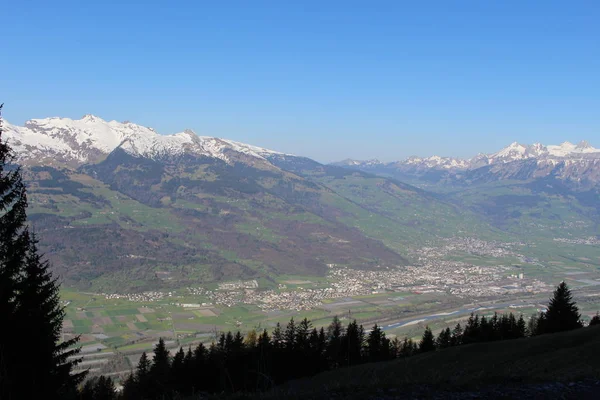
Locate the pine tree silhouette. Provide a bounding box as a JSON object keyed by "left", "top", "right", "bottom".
{"left": 326, "top": 316, "right": 343, "bottom": 367}
{"left": 436, "top": 327, "right": 451, "bottom": 349}
{"left": 545, "top": 282, "right": 583, "bottom": 333}
{"left": 135, "top": 351, "right": 151, "bottom": 399}
{"left": 18, "top": 234, "right": 85, "bottom": 397}
{"left": 366, "top": 324, "right": 390, "bottom": 361}
{"left": 516, "top": 315, "right": 527, "bottom": 337}
{"left": 399, "top": 337, "right": 416, "bottom": 357}
{"left": 419, "top": 326, "right": 436, "bottom": 353}
{"left": 451, "top": 323, "right": 463, "bottom": 346}
{"left": 150, "top": 338, "right": 171, "bottom": 395}
{"left": 121, "top": 373, "right": 139, "bottom": 400}
{"left": 342, "top": 320, "right": 364, "bottom": 366}
{"left": 0, "top": 105, "right": 84, "bottom": 399}
{"left": 0, "top": 103, "right": 31, "bottom": 398}
{"left": 171, "top": 347, "right": 186, "bottom": 394}
{"left": 80, "top": 376, "right": 116, "bottom": 400}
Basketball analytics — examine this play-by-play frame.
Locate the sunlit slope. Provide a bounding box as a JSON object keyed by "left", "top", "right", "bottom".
{"left": 26, "top": 151, "right": 422, "bottom": 291}
{"left": 267, "top": 155, "right": 503, "bottom": 251}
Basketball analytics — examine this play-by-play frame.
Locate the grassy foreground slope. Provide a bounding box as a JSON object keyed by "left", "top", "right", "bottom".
{"left": 270, "top": 326, "right": 600, "bottom": 399}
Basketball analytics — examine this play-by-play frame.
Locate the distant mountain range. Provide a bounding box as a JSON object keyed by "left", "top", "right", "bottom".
{"left": 332, "top": 141, "right": 600, "bottom": 189}
{"left": 6, "top": 115, "right": 599, "bottom": 188}
{"left": 1, "top": 115, "right": 439, "bottom": 291}
{"left": 3, "top": 115, "right": 599, "bottom": 292}
{"left": 4, "top": 114, "right": 288, "bottom": 167}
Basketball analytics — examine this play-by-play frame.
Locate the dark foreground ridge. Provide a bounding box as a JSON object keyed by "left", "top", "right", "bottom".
{"left": 263, "top": 325, "right": 600, "bottom": 400}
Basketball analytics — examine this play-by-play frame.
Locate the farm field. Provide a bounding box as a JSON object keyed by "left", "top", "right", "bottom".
{"left": 62, "top": 267, "right": 600, "bottom": 378}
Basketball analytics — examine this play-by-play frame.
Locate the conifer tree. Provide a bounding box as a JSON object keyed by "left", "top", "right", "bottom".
{"left": 96, "top": 376, "right": 117, "bottom": 400}
{"left": 284, "top": 318, "right": 297, "bottom": 351}
{"left": 135, "top": 351, "right": 151, "bottom": 398}
{"left": 535, "top": 312, "right": 547, "bottom": 336}
{"left": 182, "top": 346, "right": 195, "bottom": 391}
{"left": 527, "top": 313, "right": 539, "bottom": 336}
{"left": 91, "top": 376, "right": 117, "bottom": 400}
{"left": 295, "top": 318, "right": 312, "bottom": 352}
{"left": 121, "top": 373, "right": 139, "bottom": 400}
{"left": 463, "top": 313, "right": 480, "bottom": 343}
{"left": 451, "top": 323, "right": 463, "bottom": 346}
{"left": 295, "top": 318, "right": 312, "bottom": 377}
{"left": 419, "top": 326, "right": 436, "bottom": 353}
{"left": 590, "top": 313, "right": 600, "bottom": 326}
{"left": 390, "top": 337, "right": 401, "bottom": 358}
{"left": 171, "top": 347, "right": 186, "bottom": 393}
{"left": 326, "top": 316, "right": 344, "bottom": 367}
{"left": 316, "top": 327, "right": 327, "bottom": 371}
{"left": 479, "top": 316, "right": 493, "bottom": 341}
{"left": 17, "top": 234, "right": 85, "bottom": 397}
{"left": 544, "top": 282, "right": 582, "bottom": 333}
{"left": 150, "top": 338, "right": 171, "bottom": 394}
{"left": 366, "top": 324, "right": 390, "bottom": 361}
{"left": 399, "top": 337, "right": 415, "bottom": 357}
{"left": 342, "top": 320, "right": 364, "bottom": 366}
{"left": 436, "top": 327, "right": 451, "bottom": 349}
{"left": 256, "top": 329, "right": 273, "bottom": 390}
{"left": 80, "top": 376, "right": 116, "bottom": 400}
{"left": 271, "top": 322, "right": 283, "bottom": 349}
{"left": 0, "top": 105, "right": 84, "bottom": 398}
{"left": 0, "top": 103, "right": 32, "bottom": 398}
{"left": 516, "top": 315, "right": 527, "bottom": 337}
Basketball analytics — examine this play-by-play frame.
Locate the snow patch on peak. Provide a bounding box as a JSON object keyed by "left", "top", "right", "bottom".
{"left": 403, "top": 155, "right": 469, "bottom": 169}
{"left": 547, "top": 141, "right": 598, "bottom": 157}
{"left": 81, "top": 114, "right": 103, "bottom": 123}
{"left": 576, "top": 140, "right": 592, "bottom": 150}
{"left": 3, "top": 115, "right": 288, "bottom": 165}
{"left": 494, "top": 142, "right": 527, "bottom": 158}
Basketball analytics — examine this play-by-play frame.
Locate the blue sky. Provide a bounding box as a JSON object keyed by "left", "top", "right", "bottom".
{"left": 2, "top": 1, "right": 599, "bottom": 162}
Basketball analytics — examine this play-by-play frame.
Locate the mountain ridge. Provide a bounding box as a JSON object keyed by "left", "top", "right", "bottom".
{"left": 3, "top": 113, "right": 599, "bottom": 292}
{"left": 333, "top": 140, "right": 600, "bottom": 169}
{"left": 332, "top": 141, "right": 600, "bottom": 188}
{"left": 3, "top": 114, "right": 289, "bottom": 167}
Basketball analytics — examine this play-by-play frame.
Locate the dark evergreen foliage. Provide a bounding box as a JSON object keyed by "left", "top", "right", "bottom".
{"left": 543, "top": 282, "right": 583, "bottom": 333}
{"left": 451, "top": 323, "right": 463, "bottom": 346}
{"left": 0, "top": 105, "right": 84, "bottom": 399}
{"left": 436, "top": 327, "right": 452, "bottom": 349}
{"left": 419, "top": 326, "right": 436, "bottom": 353}
{"left": 366, "top": 324, "right": 391, "bottom": 362}
{"left": 79, "top": 376, "right": 117, "bottom": 400}
{"left": 149, "top": 338, "right": 171, "bottom": 393}
{"left": 106, "top": 283, "right": 590, "bottom": 399}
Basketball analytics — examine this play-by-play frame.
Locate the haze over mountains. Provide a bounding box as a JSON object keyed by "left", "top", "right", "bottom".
{"left": 333, "top": 141, "right": 600, "bottom": 189}
{"left": 3, "top": 115, "right": 599, "bottom": 292}
{"left": 7, "top": 114, "right": 600, "bottom": 189}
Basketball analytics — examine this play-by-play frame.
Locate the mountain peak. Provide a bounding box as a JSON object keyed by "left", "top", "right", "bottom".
{"left": 81, "top": 114, "right": 104, "bottom": 123}
{"left": 3, "top": 114, "right": 288, "bottom": 166}
{"left": 576, "top": 140, "right": 592, "bottom": 149}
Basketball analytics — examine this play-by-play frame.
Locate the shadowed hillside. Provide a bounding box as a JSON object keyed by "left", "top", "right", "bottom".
{"left": 265, "top": 326, "right": 600, "bottom": 399}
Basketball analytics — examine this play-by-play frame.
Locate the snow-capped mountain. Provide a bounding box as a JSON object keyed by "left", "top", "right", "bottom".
{"left": 333, "top": 159, "right": 383, "bottom": 167}
{"left": 398, "top": 155, "right": 470, "bottom": 170}
{"left": 477, "top": 141, "right": 600, "bottom": 166}
{"left": 2, "top": 115, "right": 286, "bottom": 166}
{"left": 332, "top": 141, "right": 600, "bottom": 188}
{"left": 334, "top": 141, "right": 600, "bottom": 170}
